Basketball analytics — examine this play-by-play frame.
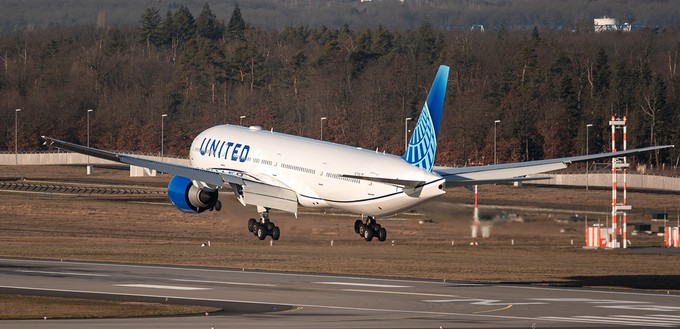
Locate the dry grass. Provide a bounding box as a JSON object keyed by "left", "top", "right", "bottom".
{"left": 1, "top": 165, "right": 679, "bottom": 292}
{"left": 0, "top": 294, "right": 220, "bottom": 319}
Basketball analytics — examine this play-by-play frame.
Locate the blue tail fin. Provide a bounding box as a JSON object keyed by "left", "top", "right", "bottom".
{"left": 403, "top": 65, "right": 449, "bottom": 172}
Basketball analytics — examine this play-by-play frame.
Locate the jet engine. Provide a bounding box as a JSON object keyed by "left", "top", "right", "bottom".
{"left": 167, "top": 176, "right": 219, "bottom": 213}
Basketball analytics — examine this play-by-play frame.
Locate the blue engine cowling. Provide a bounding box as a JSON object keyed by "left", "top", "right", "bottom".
{"left": 167, "top": 176, "right": 219, "bottom": 213}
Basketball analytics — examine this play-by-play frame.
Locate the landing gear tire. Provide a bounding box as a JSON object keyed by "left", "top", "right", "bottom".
{"left": 363, "top": 227, "right": 374, "bottom": 241}
{"left": 378, "top": 227, "right": 387, "bottom": 242}
{"left": 359, "top": 224, "right": 366, "bottom": 237}
{"left": 355, "top": 216, "right": 387, "bottom": 242}
{"left": 248, "top": 218, "right": 257, "bottom": 232}
{"left": 214, "top": 200, "right": 222, "bottom": 211}
{"left": 256, "top": 225, "right": 267, "bottom": 240}
{"left": 354, "top": 220, "right": 362, "bottom": 234}
{"left": 248, "top": 209, "right": 283, "bottom": 241}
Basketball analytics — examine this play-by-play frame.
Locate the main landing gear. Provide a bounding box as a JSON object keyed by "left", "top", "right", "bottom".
{"left": 247, "top": 209, "right": 280, "bottom": 241}
{"left": 354, "top": 216, "right": 387, "bottom": 242}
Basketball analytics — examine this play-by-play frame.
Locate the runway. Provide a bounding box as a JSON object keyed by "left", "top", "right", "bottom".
{"left": 1, "top": 258, "right": 679, "bottom": 328}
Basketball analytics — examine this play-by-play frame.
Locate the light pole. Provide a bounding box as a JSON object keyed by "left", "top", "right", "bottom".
{"left": 404, "top": 117, "right": 412, "bottom": 152}
{"left": 494, "top": 120, "right": 501, "bottom": 165}
{"left": 161, "top": 114, "right": 168, "bottom": 162}
{"left": 586, "top": 123, "right": 593, "bottom": 191}
{"left": 15, "top": 108, "right": 21, "bottom": 165}
{"left": 86, "top": 109, "right": 93, "bottom": 174}
{"left": 239, "top": 115, "right": 246, "bottom": 126}
{"left": 87, "top": 109, "right": 93, "bottom": 149}
{"left": 320, "top": 117, "right": 327, "bottom": 140}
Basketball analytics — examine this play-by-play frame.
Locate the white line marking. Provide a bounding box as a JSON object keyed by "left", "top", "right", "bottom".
{"left": 576, "top": 315, "right": 679, "bottom": 326}
{"left": 0, "top": 285, "right": 545, "bottom": 323}
{"left": 342, "top": 289, "right": 462, "bottom": 298}
{"left": 115, "top": 284, "right": 211, "bottom": 291}
{"left": 3, "top": 285, "right": 676, "bottom": 328}
{"left": 651, "top": 314, "right": 680, "bottom": 320}
{"left": 171, "top": 279, "right": 276, "bottom": 287}
{"left": 598, "top": 304, "right": 680, "bottom": 311}
{"left": 609, "top": 315, "right": 680, "bottom": 324}
{"left": 533, "top": 298, "right": 649, "bottom": 304}
{"left": 423, "top": 298, "right": 546, "bottom": 306}
{"left": 540, "top": 316, "right": 676, "bottom": 327}
{"left": 315, "top": 281, "right": 411, "bottom": 288}
{"left": 16, "top": 270, "right": 110, "bottom": 277}
{"left": 2, "top": 258, "right": 678, "bottom": 299}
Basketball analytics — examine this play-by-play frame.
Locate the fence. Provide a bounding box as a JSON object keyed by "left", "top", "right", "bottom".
{"left": 0, "top": 152, "right": 190, "bottom": 166}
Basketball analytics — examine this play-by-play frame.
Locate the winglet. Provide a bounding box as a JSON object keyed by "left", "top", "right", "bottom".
{"left": 403, "top": 65, "right": 450, "bottom": 172}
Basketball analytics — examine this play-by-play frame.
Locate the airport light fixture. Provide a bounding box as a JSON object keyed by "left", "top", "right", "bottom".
{"left": 586, "top": 123, "right": 593, "bottom": 191}
{"left": 87, "top": 109, "right": 93, "bottom": 164}
{"left": 404, "top": 117, "right": 412, "bottom": 152}
{"left": 161, "top": 114, "right": 168, "bottom": 162}
{"left": 320, "top": 117, "right": 327, "bottom": 141}
{"left": 240, "top": 115, "right": 246, "bottom": 126}
{"left": 494, "top": 120, "right": 501, "bottom": 165}
{"left": 15, "top": 108, "right": 21, "bottom": 165}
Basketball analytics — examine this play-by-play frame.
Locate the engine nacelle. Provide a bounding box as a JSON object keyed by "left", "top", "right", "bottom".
{"left": 167, "top": 176, "right": 219, "bottom": 213}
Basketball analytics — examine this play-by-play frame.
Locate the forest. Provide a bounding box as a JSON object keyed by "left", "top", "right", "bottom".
{"left": 0, "top": 4, "right": 678, "bottom": 169}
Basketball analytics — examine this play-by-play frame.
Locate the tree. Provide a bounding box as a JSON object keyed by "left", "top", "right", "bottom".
{"left": 138, "top": 7, "right": 162, "bottom": 56}
{"left": 226, "top": 4, "right": 246, "bottom": 41}
{"left": 591, "top": 48, "right": 610, "bottom": 99}
{"left": 196, "top": 3, "right": 223, "bottom": 41}
{"left": 640, "top": 75, "right": 667, "bottom": 167}
{"left": 173, "top": 6, "right": 196, "bottom": 44}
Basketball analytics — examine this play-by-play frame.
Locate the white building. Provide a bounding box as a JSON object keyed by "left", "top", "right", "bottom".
{"left": 594, "top": 17, "right": 631, "bottom": 32}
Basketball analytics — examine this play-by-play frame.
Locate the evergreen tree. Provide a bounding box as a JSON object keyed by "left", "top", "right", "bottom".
{"left": 592, "top": 48, "right": 610, "bottom": 99}
{"left": 138, "top": 7, "right": 163, "bottom": 54}
{"left": 226, "top": 4, "right": 246, "bottom": 41}
{"left": 197, "top": 2, "right": 223, "bottom": 41}
{"left": 173, "top": 6, "right": 196, "bottom": 45}
{"left": 373, "top": 25, "right": 393, "bottom": 56}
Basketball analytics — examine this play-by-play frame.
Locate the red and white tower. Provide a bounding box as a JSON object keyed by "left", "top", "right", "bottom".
{"left": 609, "top": 116, "right": 631, "bottom": 248}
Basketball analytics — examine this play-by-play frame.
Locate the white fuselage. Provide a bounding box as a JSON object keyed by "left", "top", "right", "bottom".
{"left": 189, "top": 125, "right": 445, "bottom": 217}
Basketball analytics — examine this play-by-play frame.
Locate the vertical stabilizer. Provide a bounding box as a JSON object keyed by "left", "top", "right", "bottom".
{"left": 403, "top": 65, "right": 449, "bottom": 172}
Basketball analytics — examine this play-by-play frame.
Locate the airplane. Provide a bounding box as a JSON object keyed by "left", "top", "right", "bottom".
{"left": 43, "top": 65, "right": 673, "bottom": 242}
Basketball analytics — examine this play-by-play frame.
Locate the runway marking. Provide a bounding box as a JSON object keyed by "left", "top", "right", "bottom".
{"left": 424, "top": 298, "right": 546, "bottom": 306}
{"left": 16, "top": 270, "right": 110, "bottom": 277}
{"left": 598, "top": 304, "right": 680, "bottom": 311}
{"left": 1, "top": 258, "right": 456, "bottom": 287}
{"left": 314, "top": 282, "right": 411, "bottom": 288}
{"left": 3, "top": 285, "right": 677, "bottom": 328}
{"left": 533, "top": 298, "right": 649, "bottom": 304}
{"left": 539, "top": 315, "right": 679, "bottom": 327}
{"left": 342, "top": 289, "right": 464, "bottom": 298}
{"left": 115, "top": 284, "right": 211, "bottom": 291}
{"left": 473, "top": 304, "right": 512, "bottom": 314}
{"left": 171, "top": 278, "right": 276, "bottom": 287}
{"left": 3, "top": 258, "right": 679, "bottom": 300}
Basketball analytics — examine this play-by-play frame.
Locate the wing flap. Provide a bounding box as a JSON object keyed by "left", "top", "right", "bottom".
{"left": 242, "top": 180, "right": 298, "bottom": 214}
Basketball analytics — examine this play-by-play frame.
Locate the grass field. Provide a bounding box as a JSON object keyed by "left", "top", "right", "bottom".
{"left": 0, "top": 294, "right": 220, "bottom": 320}
{"left": 1, "top": 165, "right": 679, "bottom": 295}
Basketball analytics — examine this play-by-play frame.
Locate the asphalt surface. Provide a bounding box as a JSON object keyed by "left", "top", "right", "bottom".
{"left": 1, "top": 258, "right": 679, "bottom": 328}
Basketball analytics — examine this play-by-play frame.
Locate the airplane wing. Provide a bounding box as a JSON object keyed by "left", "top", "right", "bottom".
{"left": 41, "top": 136, "right": 299, "bottom": 214}
{"left": 435, "top": 145, "right": 674, "bottom": 187}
